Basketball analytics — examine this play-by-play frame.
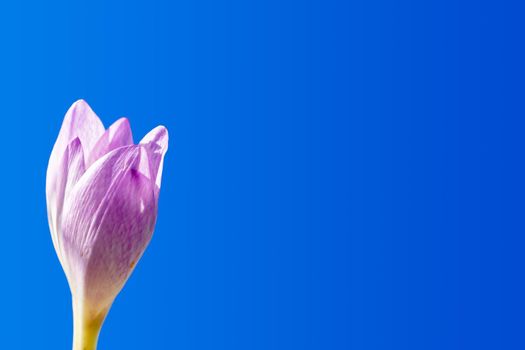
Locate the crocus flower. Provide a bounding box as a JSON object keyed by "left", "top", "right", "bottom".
{"left": 46, "top": 100, "right": 168, "bottom": 350}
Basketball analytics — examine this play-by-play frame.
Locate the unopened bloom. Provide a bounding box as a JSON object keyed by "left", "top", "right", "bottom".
{"left": 46, "top": 100, "right": 168, "bottom": 350}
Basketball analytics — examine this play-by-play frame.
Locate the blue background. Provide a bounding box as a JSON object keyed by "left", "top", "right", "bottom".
{"left": 1, "top": 0, "right": 523, "bottom": 349}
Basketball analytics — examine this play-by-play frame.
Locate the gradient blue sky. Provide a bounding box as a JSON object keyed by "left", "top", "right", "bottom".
{"left": 1, "top": 0, "right": 523, "bottom": 349}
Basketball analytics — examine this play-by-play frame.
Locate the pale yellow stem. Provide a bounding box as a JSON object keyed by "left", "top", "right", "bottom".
{"left": 72, "top": 298, "right": 109, "bottom": 350}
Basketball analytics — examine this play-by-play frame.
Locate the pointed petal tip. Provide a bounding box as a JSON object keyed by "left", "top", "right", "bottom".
{"left": 158, "top": 125, "right": 169, "bottom": 143}
{"left": 139, "top": 125, "right": 169, "bottom": 193}
{"left": 49, "top": 101, "right": 105, "bottom": 182}
{"left": 68, "top": 99, "right": 92, "bottom": 115}
{"left": 140, "top": 125, "right": 168, "bottom": 166}
{"left": 113, "top": 118, "right": 134, "bottom": 141}
{"left": 64, "top": 99, "right": 103, "bottom": 128}
{"left": 140, "top": 125, "right": 168, "bottom": 151}
{"left": 108, "top": 117, "right": 133, "bottom": 140}
{"left": 73, "top": 98, "right": 88, "bottom": 106}
{"left": 114, "top": 116, "right": 130, "bottom": 125}
{"left": 86, "top": 117, "right": 135, "bottom": 167}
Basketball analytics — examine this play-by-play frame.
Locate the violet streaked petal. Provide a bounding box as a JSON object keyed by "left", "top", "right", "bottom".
{"left": 46, "top": 100, "right": 104, "bottom": 236}
{"left": 65, "top": 138, "right": 87, "bottom": 197}
{"left": 46, "top": 137, "right": 85, "bottom": 265}
{"left": 86, "top": 117, "right": 134, "bottom": 168}
{"left": 140, "top": 126, "right": 168, "bottom": 194}
{"left": 84, "top": 165, "right": 156, "bottom": 309}
{"left": 48, "top": 100, "right": 104, "bottom": 172}
{"left": 60, "top": 145, "right": 157, "bottom": 310}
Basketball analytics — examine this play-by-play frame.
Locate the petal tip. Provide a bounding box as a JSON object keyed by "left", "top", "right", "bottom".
{"left": 141, "top": 125, "right": 168, "bottom": 149}
{"left": 115, "top": 116, "right": 130, "bottom": 125}
{"left": 69, "top": 99, "right": 91, "bottom": 113}
{"left": 64, "top": 99, "right": 103, "bottom": 128}
{"left": 139, "top": 125, "right": 169, "bottom": 193}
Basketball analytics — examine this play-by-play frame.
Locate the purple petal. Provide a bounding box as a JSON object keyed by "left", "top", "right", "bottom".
{"left": 140, "top": 126, "right": 168, "bottom": 196}
{"left": 64, "top": 138, "right": 86, "bottom": 199}
{"left": 46, "top": 137, "right": 86, "bottom": 265}
{"left": 60, "top": 145, "right": 157, "bottom": 308}
{"left": 48, "top": 100, "right": 104, "bottom": 172}
{"left": 46, "top": 100, "right": 104, "bottom": 230}
{"left": 86, "top": 117, "right": 134, "bottom": 168}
